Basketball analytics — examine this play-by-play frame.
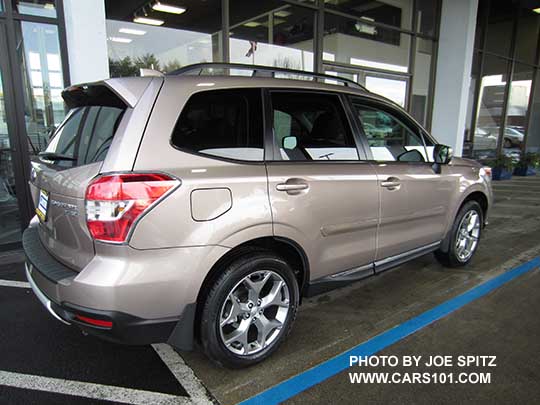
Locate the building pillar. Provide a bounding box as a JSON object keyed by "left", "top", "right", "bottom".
{"left": 431, "top": 0, "right": 479, "bottom": 156}
{"left": 63, "top": 0, "right": 109, "bottom": 84}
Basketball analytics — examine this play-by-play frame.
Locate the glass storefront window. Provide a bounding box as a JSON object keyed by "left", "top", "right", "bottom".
{"left": 0, "top": 67, "right": 21, "bottom": 244}
{"left": 323, "top": 13, "right": 410, "bottom": 72}
{"left": 324, "top": 0, "right": 413, "bottom": 32}
{"left": 514, "top": 8, "right": 540, "bottom": 65}
{"left": 473, "top": 55, "right": 509, "bottom": 160}
{"left": 414, "top": 0, "right": 438, "bottom": 37}
{"left": 484, "top": 0, "right": 514, "bottom": 58}
{"left": 107, "top": 19, "right": 221, "bottom": 76}
{"left": 229, "top": 3, "right": 314, "bottom": 71}
{"left": 463, "top": 51, "right": 480, "bottom": 157}
{"left": 12, "top": 0, "right": 56, "bottom": 18}
{"left": 16, "top": 21, "right": 66, "bottom": 155}
{"left": 503, "top": 64, "right": 532, "bottom": 151}
{"left": 323, "top": 67, "right": 408, "bottom": 107}
{"left": 410, "top": 38, "right": 434, "bottom": 126}
{"left": 106, "top": 0, "right": 223, "bottom": 76}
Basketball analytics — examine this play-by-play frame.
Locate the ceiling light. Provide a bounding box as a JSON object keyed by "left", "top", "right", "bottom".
{"left": 109, "top": 37, "right": 132, "bottom": 43}
{"left": 133, "top": 16, "right": 165, "bottom": 26}
{"left": 274, "top": 10, "right": 291, "bottom": 18}
{"left": 119, "top": 28, "right": 146, "bottom": 35}
{"left": 243, "top": 21, "right": 262, "bottom": 28}
{"left": 152, "top": 2, "right": 186, "bottom": 14}
{"left": 534, "top": 7, "right": 540, "bottom": 13}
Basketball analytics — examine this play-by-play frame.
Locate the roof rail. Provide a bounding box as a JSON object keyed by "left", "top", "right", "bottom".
{"left": 168, "top": 62, "right": 367, "bottom": 91}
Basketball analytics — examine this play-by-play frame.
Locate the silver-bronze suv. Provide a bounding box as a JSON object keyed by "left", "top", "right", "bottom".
{"left": 23, "top": 63, "right": 492, "bottom": 368}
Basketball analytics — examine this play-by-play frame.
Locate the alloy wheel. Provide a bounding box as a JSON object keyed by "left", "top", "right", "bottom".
{"left": 219, "top": 270, "right": 290, "bottom": 356}
{"left": 455, "top": 210, "right": 481, "bottom": 262}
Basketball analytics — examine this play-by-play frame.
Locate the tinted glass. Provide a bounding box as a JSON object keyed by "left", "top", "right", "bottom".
{"left": 323, "top": 13, "right": 410, "bottom": 72}
{"left": 44, "top": 106, "right": 125, "bottom": 167}
{"left": 515, "top": 7, "right": 540, "bottom": 64}
{"left": 325, "top": 0, "right": 412, "bottom": 31}
{"left": 106, "top": 0, "right": 222, "bottom": 76}
{"left": 16, "top": 21, "right": 66, "bottom": 155}
{"left": 415, "top": 0, "right": 439, "bottom": 36}
{"left": 473, "top": 55, "right": 509, "bottom": 160}
{"left": 484, "top": 0, "right": 514, "bottom": 58}
{"left": 0, "top": 61, "right": 22, "bottom": 244}
{"left": 353, "top": 103, "right": 429, "bottom": 162}
{"left": 171, "top": 89, "right": 264, "bottom": 161}
{"left": 271, "top": 92, "right": 358, "bottom": 161}
{"left": 12, "top": 0, "right": 56, "bottom": 17}
{"left": 229, "top": 2, "right": 315, "bottom": 71}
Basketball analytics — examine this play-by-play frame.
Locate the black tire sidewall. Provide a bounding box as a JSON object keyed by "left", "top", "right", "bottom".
{"left": 201, "top": 252, "right": 299, "bottom": 368}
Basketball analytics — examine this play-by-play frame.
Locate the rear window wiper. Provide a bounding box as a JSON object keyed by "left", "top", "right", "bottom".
{"left": 38, "top": 152, "right": 78, "bottom": 162}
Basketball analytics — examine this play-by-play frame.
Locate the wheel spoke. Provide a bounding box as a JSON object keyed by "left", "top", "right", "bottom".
{"left": 260, "top": 280, "right": 288, "bottom": 309}
{"left": 244, "top": 271, "right": 272, "bottom": 301}
{"left": 253, "top": 314, "right": 282, "bottom": 349}
{"left": 223, "top": 321, "right": 250, "bottom": 354}
{"left": 220, "top": 296, "right": 245, "bottom": 327}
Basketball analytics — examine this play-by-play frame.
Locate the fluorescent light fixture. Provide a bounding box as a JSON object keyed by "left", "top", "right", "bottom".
{"left": 243, "top": 21, "right": 262, "bottom": 28}
{"left": 534, "top": 7, "right": 540, "bottom": 13}
{"left": 152, "top": 2, "right": 186, "bottom": 14}
{"left": 133, "top": 16, "right": 165, "bottom": 26}
{"left": 119, "top": 28, "right": 146, "bottom": 35}
{"left": 109, "top": 36, "right": 132, "bottom": 43}
{"left": 274, "top": 10, "right": 291, "bottom": 18}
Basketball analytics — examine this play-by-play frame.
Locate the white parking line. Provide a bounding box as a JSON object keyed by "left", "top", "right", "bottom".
{"left": 0, "top": 279, "right": 30, "bottom": 288}
{"left": 0, "top": 370, "right": 193, "bottom": 405}
{"left": 152, "top": 344, "right": 214, "bottom": 405}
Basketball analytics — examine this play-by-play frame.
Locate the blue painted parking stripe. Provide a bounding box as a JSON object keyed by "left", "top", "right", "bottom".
{"left": 240, "top": 257, "right": 540, "bottom": 405}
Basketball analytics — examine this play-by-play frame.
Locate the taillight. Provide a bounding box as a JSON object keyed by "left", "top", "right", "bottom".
{"left": 85, "top": 173, "right": 179, "bottom": 243}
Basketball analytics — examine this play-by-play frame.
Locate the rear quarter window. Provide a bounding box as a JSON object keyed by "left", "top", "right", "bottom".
{"left": 171, "top": 89, "right": 264, "bottom": 162}
{"left": 43, "top": 84, "right": 126, "bottom": 168}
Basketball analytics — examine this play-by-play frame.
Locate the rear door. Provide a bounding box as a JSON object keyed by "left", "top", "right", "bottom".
{"left": 29, "top": 83, "right": 140, "bottom": 270}
{"left": 265, "top": 90, "right": 379, "bottom": 281}
{"left": 350, "top": 98, "right": 454, "bottom": 261}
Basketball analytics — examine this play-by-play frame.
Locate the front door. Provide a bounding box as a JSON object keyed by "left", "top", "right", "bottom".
{"left": 266, "top": 90, "right": 379, "bottom": 281}
{"left": 350, "top": 99, "right": 454, "bottom": 261}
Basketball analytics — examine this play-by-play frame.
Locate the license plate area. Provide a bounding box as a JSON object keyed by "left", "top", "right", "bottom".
{"left": 36, "top": 189, "right": 49, "bottom": 222}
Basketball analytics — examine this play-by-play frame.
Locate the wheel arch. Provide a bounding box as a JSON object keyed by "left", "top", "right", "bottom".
{"left": 192, "top": 236, "right": 310, "bottom": 343}
{"left": 439, "top": 190, "right": 489, "bottom": 253}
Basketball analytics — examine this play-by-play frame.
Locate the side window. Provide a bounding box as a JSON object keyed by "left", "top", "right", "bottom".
{"left": 352, "top": 103, "right": 429, "bottom": 162}
{"left": 271, "top": 92, "right": 358, "bottom": 161}
{"left": 171, "top": 89, "right": 264, "bottom": 161}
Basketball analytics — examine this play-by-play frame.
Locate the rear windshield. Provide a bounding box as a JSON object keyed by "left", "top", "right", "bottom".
{"left": 42, "top": 85, "right": 126, "bottom": 168}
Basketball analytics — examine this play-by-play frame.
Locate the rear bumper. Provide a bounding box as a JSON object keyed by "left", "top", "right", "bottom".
{"left": 25, "top": 261, "right": 178, "bottom": 345}
{"left": 21, "top": 225, "right": 227, "bottom": 349}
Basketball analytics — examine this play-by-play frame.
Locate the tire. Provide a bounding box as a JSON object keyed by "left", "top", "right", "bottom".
{"left": 200, "top": 250, "right": 299, "bottom": 368}
{"left": 435, "top": 201, "right": 483, "bottom": 267}
{"left": 503, "top": 138, "right": 512, "bottom": 148}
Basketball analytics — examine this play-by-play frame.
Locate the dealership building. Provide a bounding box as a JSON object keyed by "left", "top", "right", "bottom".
{"left": 0, "top": 0, "right": 539, "bottom": 250}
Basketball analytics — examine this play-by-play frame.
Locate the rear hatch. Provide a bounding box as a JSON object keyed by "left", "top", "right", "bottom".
{"left": 29, "top": 82, "right": 139, "bottom": 270}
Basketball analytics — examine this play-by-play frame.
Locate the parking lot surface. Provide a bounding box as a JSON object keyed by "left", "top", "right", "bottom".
{"left": 1, "top": 176, "right": 540, "bottom": 404}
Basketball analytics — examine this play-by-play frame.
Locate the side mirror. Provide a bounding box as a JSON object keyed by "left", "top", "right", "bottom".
{"left": 433, "top": 144, "right": 453, "bottom": 165}
{"left": 283, "top": 136, "right": 298, "bottom": 150}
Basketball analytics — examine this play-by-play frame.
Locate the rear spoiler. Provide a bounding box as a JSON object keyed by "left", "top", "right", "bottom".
{"left": 62, "top": 77, "right": 162, "bottom": 109}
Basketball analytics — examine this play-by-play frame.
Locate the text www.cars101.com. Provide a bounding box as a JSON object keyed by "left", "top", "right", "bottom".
{"left": 349, "top": 372, "right": 491, "bottom": 384}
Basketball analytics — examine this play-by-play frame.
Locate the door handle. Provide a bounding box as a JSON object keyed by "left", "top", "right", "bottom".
{"left": 381, "top": 177, "right": 401, "bottom": 190}
{"left": 276, "top": 179, "right": 309, "bottom": 194}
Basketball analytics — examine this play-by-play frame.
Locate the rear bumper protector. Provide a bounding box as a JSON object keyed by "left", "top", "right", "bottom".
{"left": 25, "top": 263, "right": 71, "bottom": 325}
